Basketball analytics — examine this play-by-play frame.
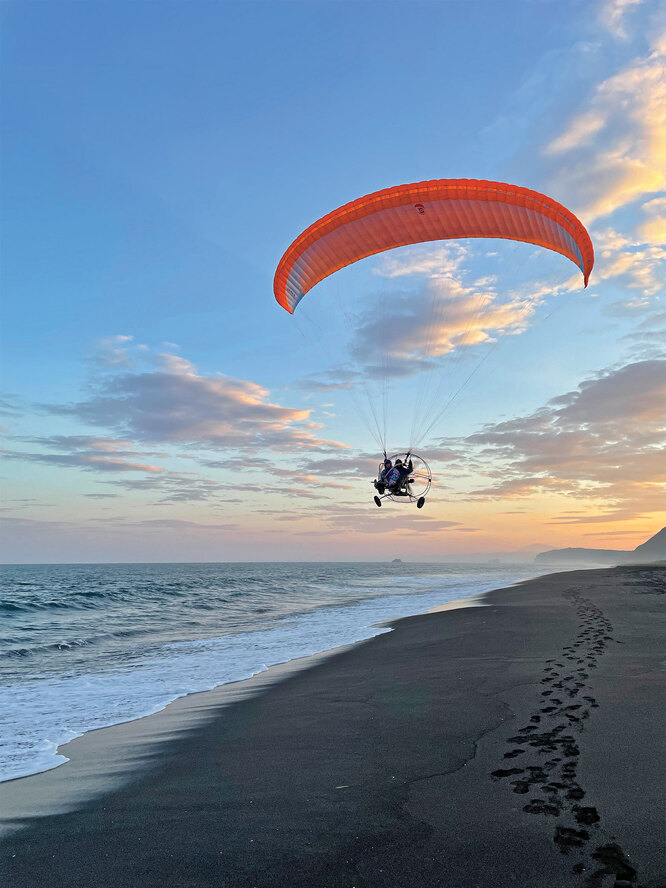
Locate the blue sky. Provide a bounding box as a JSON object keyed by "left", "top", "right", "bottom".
{"left": 2, "top": 0, "right": 665, "bottom": 561}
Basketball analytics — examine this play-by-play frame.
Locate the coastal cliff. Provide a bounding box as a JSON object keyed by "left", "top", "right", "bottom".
{"left": 535, "top": 527, "right": 666, "bottom": 566}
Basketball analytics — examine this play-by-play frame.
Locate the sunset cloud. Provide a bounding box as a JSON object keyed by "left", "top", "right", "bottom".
{"left": 296, "top": 500, "right": 467, "bottom": 536}
{"left": 53, "top": 354, "right": 347, "bottom": 453}
{"left": 201, "top": 456, "right": 355, "bottom": 491}
{"left": 621, "top": 310, "right": 666, "bottom": 359}
{"left": 592, "top": 227, "right": 666, "bottom": 296}
{"left": 88, "top": 335, "right": 137, "bottom": 368}
{"left": 545, "top": 111, "right": 606, "bottom": 154}
{"left": 120, "top": 518, "right": 237, "bottom": 532}
{"left": 598, "top": 0, "right": 645, "bottom": 39}
{"left": 463, "top": 358, "right": 666, "bottom": 522}
{"left": 375, "top": 243, "right": 469, "bottom": 280}
{"left": 545, "top": 27, "right": 666, "bottom": 223}
{"left": 5, "top": 350, "right": 352, "bottom": 507}
{"left": 3, "top": 437, "right": 165, "bottom": 474}
{"left": 353, "top": 256, "right": 540, "bottom": 377}
{"left": 638, "top": 196, "right": 666, "bottom": 243}
{"left": 0, "top": 514, "right": 240, "bottom": 564}
{"left": 108, "top": 472, "right": 229, "bottom": 503}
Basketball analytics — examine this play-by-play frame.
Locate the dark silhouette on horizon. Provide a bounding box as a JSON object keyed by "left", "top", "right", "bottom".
{"left": 535, "top": 527, "right": 666, "bottom": 566}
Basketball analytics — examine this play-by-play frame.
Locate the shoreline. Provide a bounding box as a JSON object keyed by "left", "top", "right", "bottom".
{"left": 0, "top": 643, "right": 361, "bottom": 833}
{"left": 1, "top": 569, "right": 514, "bottom": 793}
{"left": 2, "top": 565, "right": 664, "bottom": 887}
{"left": 0, "top": 591, "right": 487, "bottom": 831}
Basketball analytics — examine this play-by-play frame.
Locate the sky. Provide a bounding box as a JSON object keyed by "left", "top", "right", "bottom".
{"left": 1, "top": 0, "right": 665, "bottom": 563}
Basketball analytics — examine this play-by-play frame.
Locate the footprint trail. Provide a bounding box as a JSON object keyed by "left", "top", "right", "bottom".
{"left": 490, "top": 591, "right": 644, "bottom": 887}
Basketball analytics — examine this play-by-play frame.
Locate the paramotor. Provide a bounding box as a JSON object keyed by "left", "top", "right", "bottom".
{"left": 373, "top": 453, "right": 432, "bottom": 508}
{"left": 274, "top": 178, "right": 594, "bottom": 508}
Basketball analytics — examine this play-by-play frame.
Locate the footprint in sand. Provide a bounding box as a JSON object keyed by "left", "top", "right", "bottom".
{"left": 554, "top": 825, "right": 590, "bottom": 852}
{"left": 573, "top": 805, "right": 599, "bottom": 825}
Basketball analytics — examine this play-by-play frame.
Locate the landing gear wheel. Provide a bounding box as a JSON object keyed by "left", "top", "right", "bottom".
{"left": 417, "top": 497, "right": 425, "bottom": 509}
{"left": 374, "top": 496, "right": 382, "bottom": 508}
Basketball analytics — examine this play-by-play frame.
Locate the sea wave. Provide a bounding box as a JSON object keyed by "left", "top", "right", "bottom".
{"left": 0, "top": 562, "right": 546, "bottom": 782}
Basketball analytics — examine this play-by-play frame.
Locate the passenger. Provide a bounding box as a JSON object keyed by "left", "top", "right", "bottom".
{"left": 388, "top": 456, "right": 413, "bottom": 494}
{"left": 374, "top": 458, "right": 393, "bottom": 494}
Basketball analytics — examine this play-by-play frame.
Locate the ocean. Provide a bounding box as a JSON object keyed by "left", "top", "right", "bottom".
{"left": 0, "top": 561, "right": 547, "bottom": 783}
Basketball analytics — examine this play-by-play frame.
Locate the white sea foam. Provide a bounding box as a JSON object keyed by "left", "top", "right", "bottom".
{"left": 1, "top": 564, "right": 545, "bottom": 782}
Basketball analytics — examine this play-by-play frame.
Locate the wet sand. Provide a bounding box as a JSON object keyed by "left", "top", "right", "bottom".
{"left": 1, "top": 565, "right": 664, "bottom": 888}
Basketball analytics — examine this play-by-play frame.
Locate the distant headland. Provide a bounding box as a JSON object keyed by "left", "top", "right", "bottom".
{"left": 534, "top": 527, "right": 666, "bottom": 566}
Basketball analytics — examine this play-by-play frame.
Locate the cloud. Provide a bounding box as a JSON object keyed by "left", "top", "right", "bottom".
{"left": 107, "top": 470, "right": 339, "bottom": 503}
{"left": 296, "top": 377, "right": 357, "bottom": 393}
{"left": 105, "top": 472, "right": 228, "bottom": 503}
{"left": 3, "top": 437, "right": 165, "bottom": 473}
{"left": 88, "top": 335, "right": 137, "bottom": 368}
{"left": 598, "top": 0, "right": 645, "bottom": 39}
{"left": 545, "top": 111, "right": 606, "bottom": 154}
{"left": 51, "top": 354, "right": 348, "bottom": 453}
{"left": 621, "top": 309, "right": 666, "bottom": 359}
{"left": 544, "top": 27, "right": 666, "bottom": 223}
{"left": 0, "top": 397, "right": 21, "bottom": 417}
{"left": 3, "top": 434, "right": 268, "bottom": 504}
{"left": 548, "top": 359, "right": 665, "bottom": 424}
{"left": 374, "top": 243, "right": 469, "bottom": 280}
{"left": 351, "top": 249, "right": 541, "bottom": 378}
{"left": 119, "top": 518, "right": 237, "bottom": 532}
{"left": 201, "top": 456, "right": 355, "bottom": 490}
{"left": 293, "top": 448, "right": 460, "bottom": 486}
{"left": 462, "top": 358, "right": 666, "bottom": 523}
{"left": 294, "top": 499, "right": 467, "bottom": 535}
{"left": 297, "top": 454, "right": 381, "bottom": 478}
{"left": 591, "top": 227, "right": 666, "bottom": 296}
{"left": 541, "top": 30, "right": 666, "bottom": 301}
{"left": 4, "top": 341, "right": 354, "bottom": 508}
{"left": 581, "top": 528, "right": 652, "bottom": 536}
{"left": 156, "top": 353, "right": 197, "bottom": 375}
{"left": 0, "top": 515, "right": 238, "bottom": 564}
{"left": 638, "top": 196, "right": 666, "bottom": 243}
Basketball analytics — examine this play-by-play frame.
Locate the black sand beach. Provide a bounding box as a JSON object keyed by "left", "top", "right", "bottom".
{"left": 2, "top": 565, "right": 665, "bottom": 888}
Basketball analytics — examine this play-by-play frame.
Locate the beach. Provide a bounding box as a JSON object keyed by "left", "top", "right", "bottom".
{"left": 2, "top": 564, "right": 664, "bottom": 888}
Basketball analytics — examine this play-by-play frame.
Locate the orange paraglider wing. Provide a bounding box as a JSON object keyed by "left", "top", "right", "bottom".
{"left": 274, "top": 179, "right": 594, "bottom": 313}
